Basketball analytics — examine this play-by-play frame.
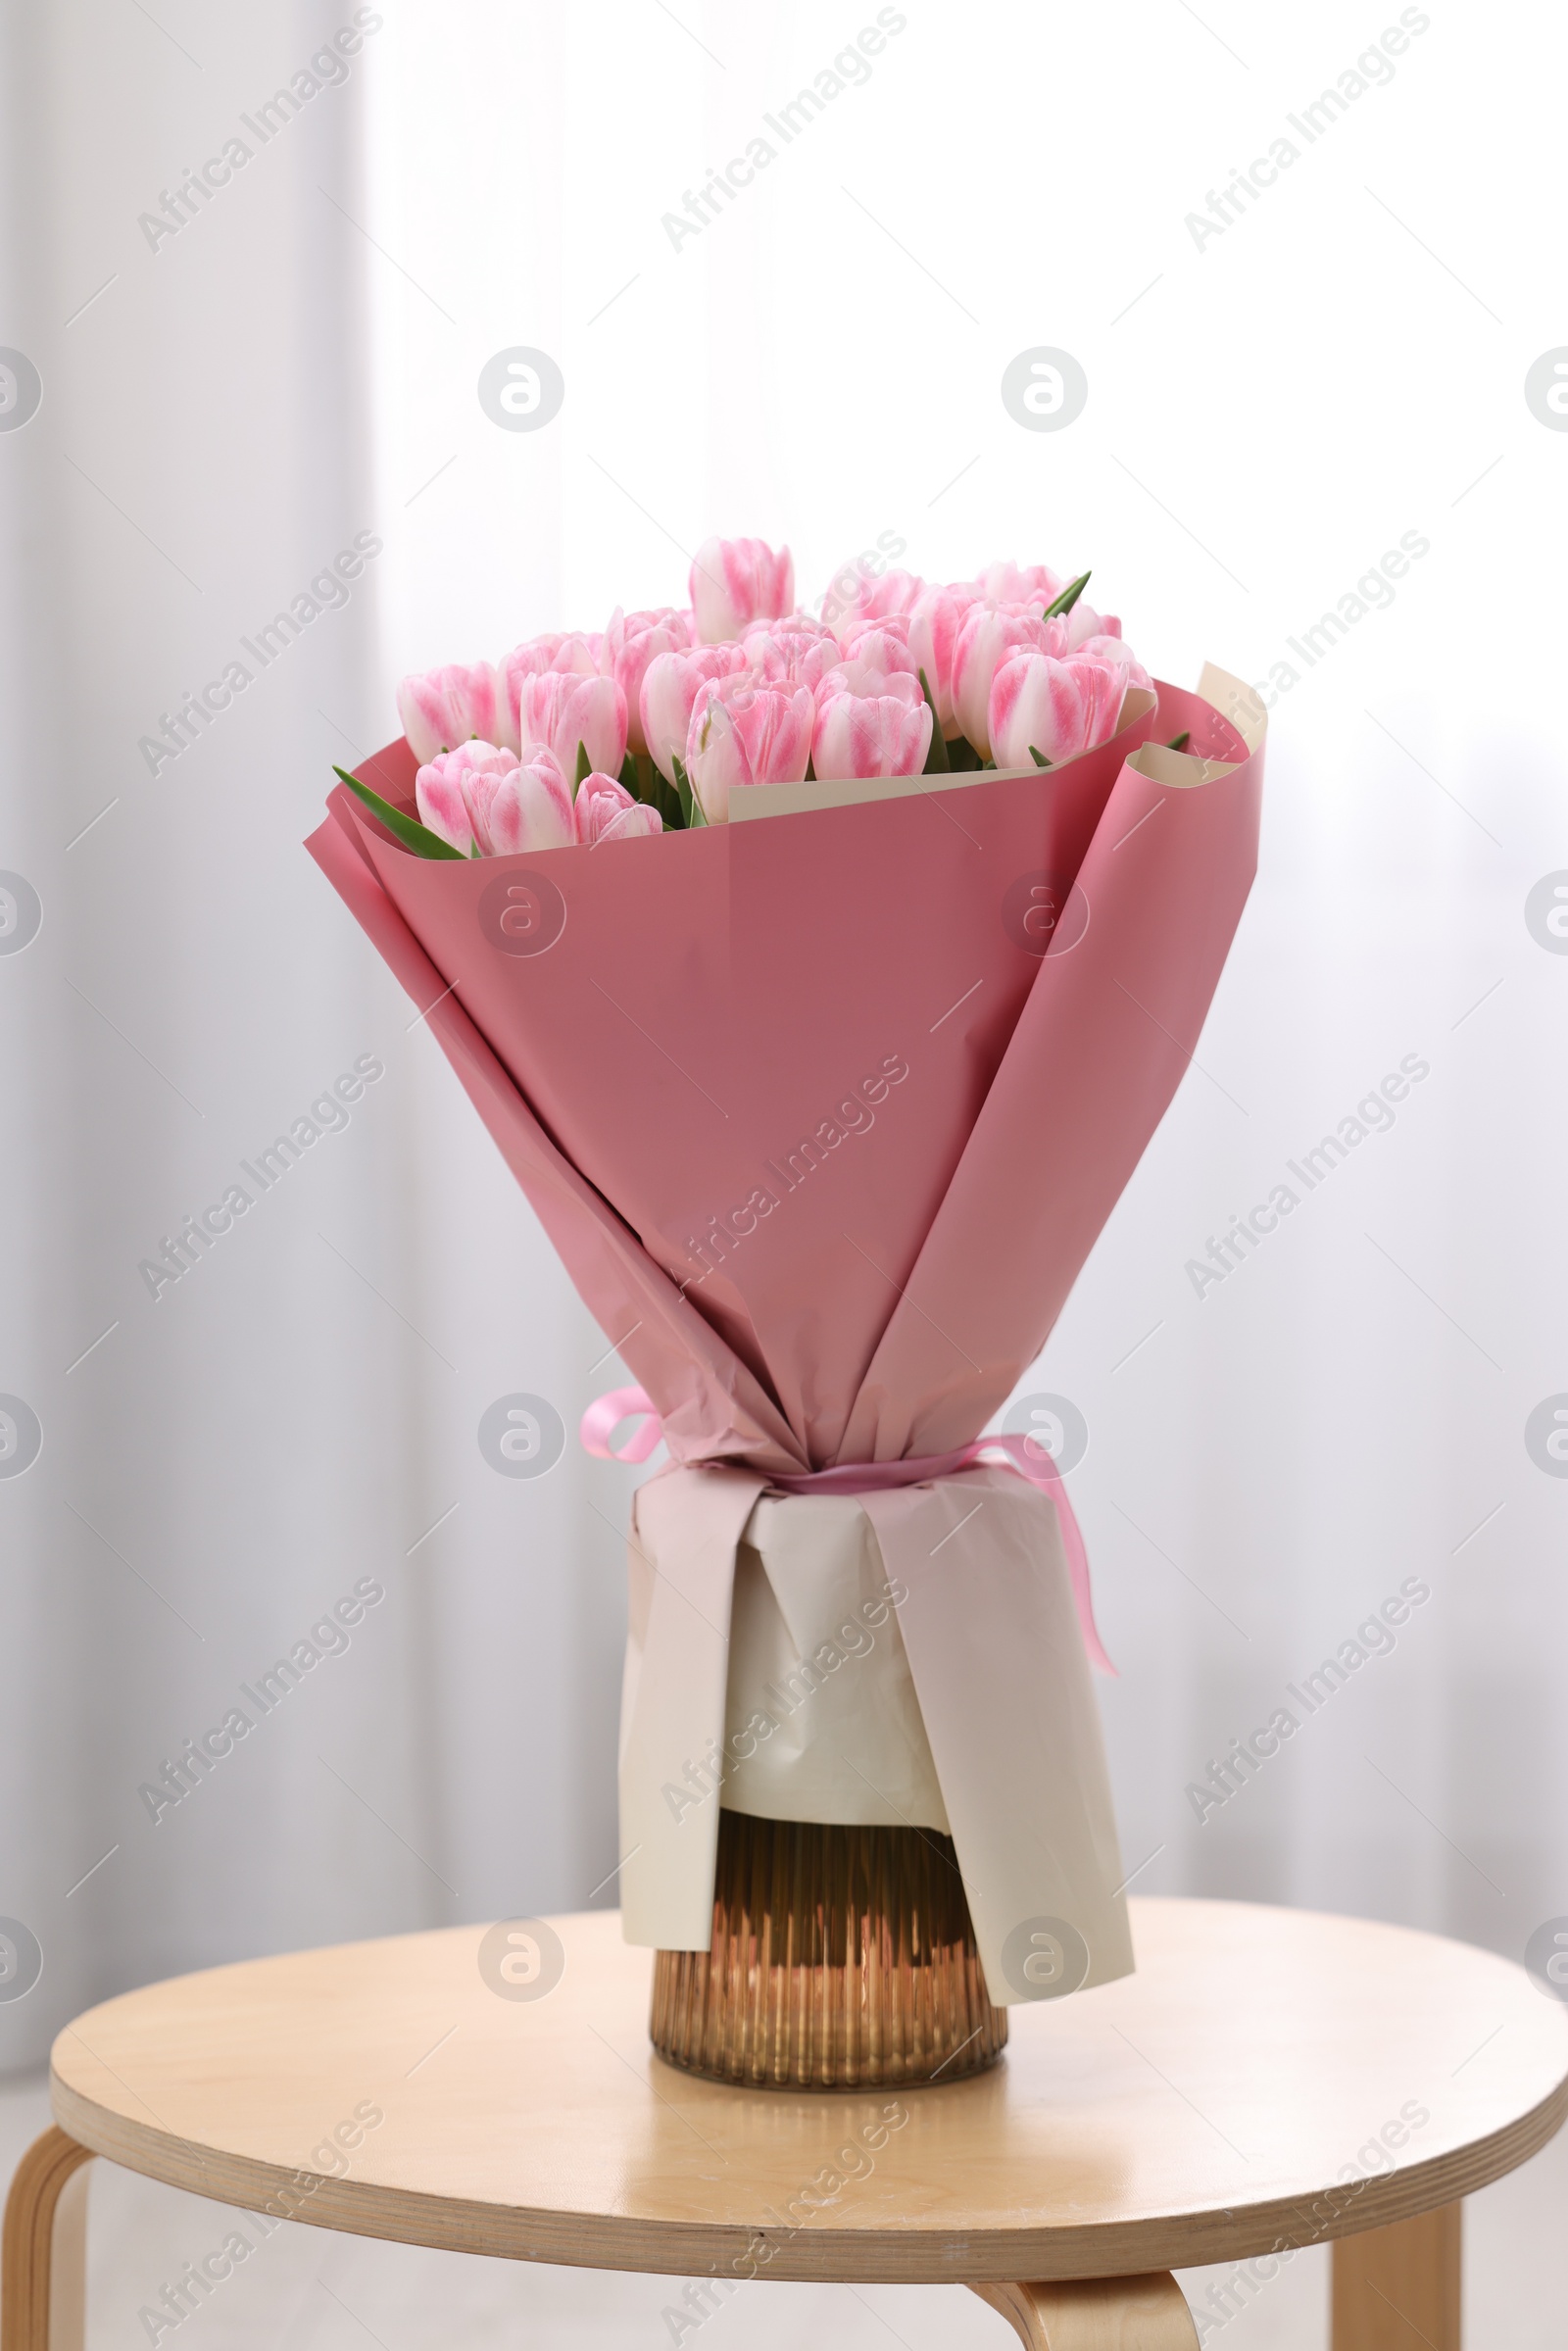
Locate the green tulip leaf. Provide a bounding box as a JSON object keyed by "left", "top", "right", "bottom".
{"left": 672, "top": 752, "right": 707, "bottom": 827}
{"left": 1043, "top": 570, "right": 1091, "bottom": 618}
{"left": 333, "top": 767, "right": 467, "bottom": 860}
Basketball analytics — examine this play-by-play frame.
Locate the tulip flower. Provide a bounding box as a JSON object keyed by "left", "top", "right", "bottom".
{"left": 602, "top": 608, "right": 694, "bottom": 757}
{"left": 482, "top": 744, "right": 576, "bottom": 854}
{"left": 574, "top": 771, "right": 663, "bottom": 846}
{"left": 413, "top": 747, "right": 483, "bottom": 855}
{"left": 972, "top": 560, "right": 1065, "bottom": 608}
{"left": 826, "top": 565, "right": 927, "bottom": 644}
{"left": 834, "top": 624, "right": 917, "bottom": 675}
{"left": 689, "top": 536, "right": 795, "bottom": 643}
{"left": 686, "top": 675, "right": 813, "bottom": 822}
{"left": 640, "top": 645, "right": 747, "bottom": 783}
{"left": 742, "top": 627, "right": 845, "bottom": 690}
{"left": 951, "top": 608, "right": 1059, "bottom": 758}
{"left": 838, "top": 612, "right": 912, "bottom": 655}
{"left": 812, "top": 691, "right": 933, "bottom": 781}
{"left": 771, "top": 611, "right": 839, "bottom": 640}
{"left": 516, "top": 670, "right": 627, "bottom": 785}
{"left": 1057, "top": 600, "right": 1120, "bottom": 653}
{"left": 813, "top": 657, "right": 924, "bottom": 715}
{"left": 1075, "top": 634, "right": 1152, "bottom": 694}
{"left": 414, "top": 741, "right": 575, "bottom": 857}
{"left": 507, "top": 631, "right": 599, "bottom": 679}
{"left": 397, "top": 661, "right": 506, "bottom": 763}
{"left": 907, "top": 585, "right": 979, "bottom": 739}
{"left": 498, "top": 636, "right": 599, "bottom": 752}
{"left": 988, "top": 654, "right": 1128, "bottom": 772}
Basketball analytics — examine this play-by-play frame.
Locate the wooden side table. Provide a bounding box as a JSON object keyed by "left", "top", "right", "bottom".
{"left": 6, "top": 1899, "right": 1566, "bottom": 2351}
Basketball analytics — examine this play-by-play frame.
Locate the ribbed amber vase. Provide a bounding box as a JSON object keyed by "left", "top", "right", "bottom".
{"left": 650, "top": 1808, "right": 1007, "bottom": 2087}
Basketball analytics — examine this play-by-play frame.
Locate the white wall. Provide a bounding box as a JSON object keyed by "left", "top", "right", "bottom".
{"left": 3, "top": 0, "right": 1565, "bottom": 2071}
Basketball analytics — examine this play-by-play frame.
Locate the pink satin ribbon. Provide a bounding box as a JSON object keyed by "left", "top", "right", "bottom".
{"left": 579, "top": 1386, "right": 1113, "bottom": 1676}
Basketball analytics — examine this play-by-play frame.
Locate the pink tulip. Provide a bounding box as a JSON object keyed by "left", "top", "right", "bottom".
{"left": 834, "top": 623, "right": 917, "bottom": 673}
{"left": 397, "top": 661, "right": 505, "bottom": 763}
{"left": 489, "top": 744, "right": 572, "bottom": 855}
{"left": 516, "top": 670, "right": 627, "bottom": 783}
{"left": 827, "top": 565, "right": 926, "bottom": 644}
{"left": 772, "top": 611, "right": 838, "bottom": 640}
{"left": 988, "top": 653, "right": 1128, "bottom": 772}
{"left": 414, "top": 741, "right": 575, "bottom": 857}
{"left": 972, "top": 560, "right": 1065, "bottom": 608}
{"left": 813, "top": 622, "right": 922, "bottom": 717}
{"left": 498, "top": 636, "right": 598, "bottom": 751}
{"left": 640, "top": 645, "right": 747, "bottom": 783}
{"left": 838, "top": 612, "right": 912, "bottom": 655}
{"left": 742, "top": 627, "right": 845, "bottom": 690}
{"left": 507, "top": 631, "right": 599, "bottom": 679}
{"left": 689, "top": 536, "right": 795, "bottom": 643}
{"left": 482, "top": 743, "right": 576, "bottom": 854}
{"left": 813, "top": 657, "right": 924, "bottom": 715}
{"left": 1058, "top": 600, "right": 1119, "bottom": 652}
{"left": 574, "top": 771, "right": 663, "bottom": 846}
{"left": 413, "top": 748, "right": 482, "bottom": 855}
{"left": 602, "top": 606, "right": 691, "bottom": 665}
{"left": 1076, "top": 634, "right": 1152, "bottom": 694}
{"left": 951, "top": 608, "right": 1060, "bottom": 758}
{"left": 907, "top": 585, "right": 980, "bottom": 739}
{"left": 602, "top": 608, "right": 694, "bottom": 756}
{"left": 812, "top": 691, "right": 933, "bottom": 781}
{"left": 686, "top": 675, "right": 813, "bottom": 822}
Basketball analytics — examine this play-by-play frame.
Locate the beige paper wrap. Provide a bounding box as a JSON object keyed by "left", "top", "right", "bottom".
{"left": 617, "top": 1465, "right": 1134, "bottom": 2004}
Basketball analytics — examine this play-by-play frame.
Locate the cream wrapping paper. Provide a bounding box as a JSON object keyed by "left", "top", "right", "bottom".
{"left": 618, "top": 1464, "right": 1135, "bottom": 2003}
{"left": 720, "top": 1489, "right": 950, "bottom": 1832}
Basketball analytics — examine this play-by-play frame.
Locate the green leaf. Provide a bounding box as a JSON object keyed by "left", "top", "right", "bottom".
{"left": 919, "top": 669, "right": 951, "bottom": 773}
{"left": 333, "top": 766, "right": 466, "bottom": 860}
{"left": 620, "top": 751, "right": 679, "bottom": 828}
{"left": 1167, "top": 730, "right": 1191, "bottom": 753}
{"left": 573, "top": 740, "right": 592, "bottom": 794}
{"left": 1043, "top": 570, "right": 1091, "bottom": 618}
{"left": 636, "top": 754, "right": 683, "bottom": 829}
{"left": 1028, "top": 746, "right": 1053, "bottom": 768}
{"left": 947, "top": 736, "right": 983, "bottom": 772}
{"left": 672, "top": 752, "right": 707, "bottom": 827}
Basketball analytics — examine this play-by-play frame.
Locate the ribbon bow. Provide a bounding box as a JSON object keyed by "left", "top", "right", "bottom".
{"left": 580, "top": 1386, "right": 1112, "bottom": 1675}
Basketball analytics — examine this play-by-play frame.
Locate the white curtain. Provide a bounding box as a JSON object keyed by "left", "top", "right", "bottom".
{"left": 5, "top": 0, "right": 1566, "bottom": 2087}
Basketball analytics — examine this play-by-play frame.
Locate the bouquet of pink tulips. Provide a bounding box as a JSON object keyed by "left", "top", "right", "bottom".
{"left": 310, "top": 533, "right": 1264, "bottom": 2009}
{"left": 337, "top": 534, "right": 1160, "bottom": 859}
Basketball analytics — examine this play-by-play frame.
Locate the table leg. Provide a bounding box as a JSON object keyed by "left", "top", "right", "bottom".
{"left": 2, "top": 2130, "right": 95, "bottom": 2351}
{"left": 1331, "top": 2204, "right": 1460, "bottom": 2351}
{"left": 970, "top": 2276, "right": 1199, "bottom": 2348}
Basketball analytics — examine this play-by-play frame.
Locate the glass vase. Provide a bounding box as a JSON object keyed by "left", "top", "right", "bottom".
{"left": 649, "top": 1807, "right": 1007, "bottom": 2088}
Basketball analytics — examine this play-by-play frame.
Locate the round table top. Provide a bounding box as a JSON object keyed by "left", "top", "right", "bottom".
{"left": 50, "top": 1898, "right": 1568, "bottom": 2284}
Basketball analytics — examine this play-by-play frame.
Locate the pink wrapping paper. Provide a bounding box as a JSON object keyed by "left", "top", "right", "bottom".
{"left": 307, "top": 666, "right": 1264, "bottom": 1991}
